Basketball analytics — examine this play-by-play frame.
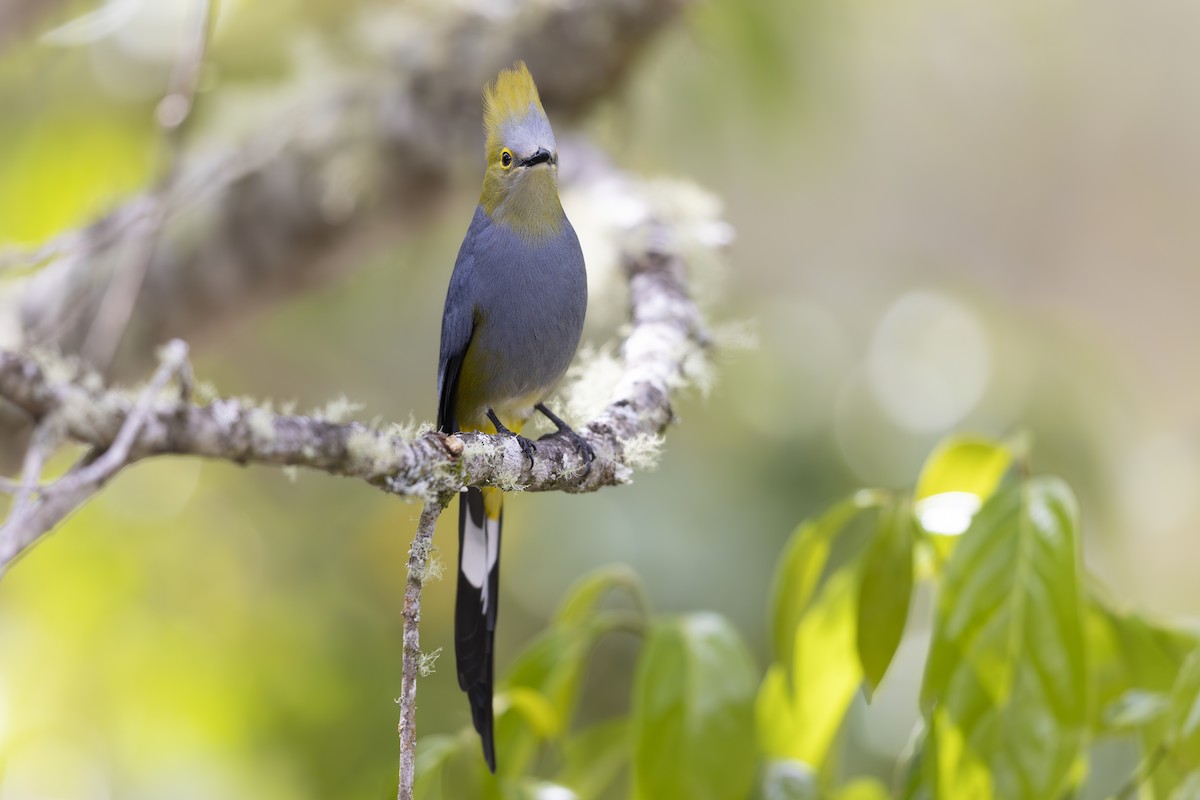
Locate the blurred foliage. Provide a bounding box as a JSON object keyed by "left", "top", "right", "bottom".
{"left": 414, "top": 435, "right": 1200, "bottom": 799}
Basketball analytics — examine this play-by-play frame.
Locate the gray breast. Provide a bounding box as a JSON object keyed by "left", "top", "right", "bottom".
{"left": 468, "top": 213, "right": 588, "bottom": 407}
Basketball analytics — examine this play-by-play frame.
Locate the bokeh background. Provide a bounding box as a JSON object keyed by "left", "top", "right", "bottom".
{"left": 2, "top": 0, "right": 1199, "bottom": 797}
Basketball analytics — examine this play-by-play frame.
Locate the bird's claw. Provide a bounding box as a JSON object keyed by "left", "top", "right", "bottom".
{"left": 566, "top": 430, "right": 595, "bottom": 467}
{"left": 513, "top": 434, "right": 537, "bottom": 470}
{"left": 539, "top": 428, "right": 595, "bottom": 474}
{"left": 487, "top": 408, "right": 537, "bottom": 470}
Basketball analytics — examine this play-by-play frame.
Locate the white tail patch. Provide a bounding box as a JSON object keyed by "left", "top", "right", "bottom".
{"left": 461, "top": 514, "right": 501, "bottom": 614}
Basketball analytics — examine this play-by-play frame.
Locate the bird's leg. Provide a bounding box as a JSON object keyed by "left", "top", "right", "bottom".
{"left": 487, "top": 409, "right": 536, "bottom": 469}
{"left": 534, "top": 402, "right": 595, "bottom": 469}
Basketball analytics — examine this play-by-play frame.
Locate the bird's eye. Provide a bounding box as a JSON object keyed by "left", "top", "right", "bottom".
{"left": 500, "top": 149, "right": 513, "bottom": 169}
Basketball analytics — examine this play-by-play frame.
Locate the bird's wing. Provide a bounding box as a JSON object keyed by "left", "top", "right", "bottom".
{"left": 437, "top": 247, "right": 476, "bottom": 434}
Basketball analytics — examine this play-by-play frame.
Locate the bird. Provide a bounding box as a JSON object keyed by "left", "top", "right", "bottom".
{"left": 435, "top": 61, "right": 589, "bottom": 772}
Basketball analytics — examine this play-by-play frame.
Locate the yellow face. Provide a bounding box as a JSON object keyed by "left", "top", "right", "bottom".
{"left": 479, "top": 62, "right": 563, "bottom": 236}
{"left": 480, "top": 144, "right": 561, "bottom": 236}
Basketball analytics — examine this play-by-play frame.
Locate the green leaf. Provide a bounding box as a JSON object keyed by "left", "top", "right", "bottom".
{"left": 757, "top": 567, "right": 863, "bottom": 765}
{"left": 921, "top": 477, "right": 1087, "bottom": 799}
{"left": 554, "top": 564, "right": 648, "bottom": 627}
{"left": 495, "top": 626, "right": 587, "bottom": 775}
{"left": 556, "top": 719, "right": 629, "bottom": 800}
{"left": 499, "top": 687, "right": 561, "bottom": 739}
{"left": 631, "top": 614, "right": 758, "bottom": 800}
{"left": 414, "top": 735, "right": 460, "bottom": 800}
{"left": 770, "top": 491, "right": 885, "bottom": 670}
{"left": 756, "top": 665, "right": 803, "bottom": 763}
{"left": 898, "top": 730, "right": 932, "bottom": 800}
{"left": 1086, "top": 596, "right": 1198, "bottom": 735}
{"left": 1156, "top": 649, "right": 1200, "bottom": 796}
{"left": 1169, "top": 650, "right": 1200, "bottom": 747}
{"left": 914, "top": 435, "right": 1012, "bottom": 501}
{"left": 857, "top": 501, "right": 915, "bottom": 698}
{"left": 496, "top": 566, "right": 648, "bottom": 777}
{"left": 914, "top": 436, "right": 1013, "bottom": 544}
{"left": 414, "top": 733, "right": 484, "bottom": 800}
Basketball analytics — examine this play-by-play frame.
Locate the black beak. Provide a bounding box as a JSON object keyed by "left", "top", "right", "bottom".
{"left": 520, "top": 148, "right": 553, "bottom": 168}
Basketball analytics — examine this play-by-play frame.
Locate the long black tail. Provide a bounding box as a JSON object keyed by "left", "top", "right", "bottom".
{"left": 455, "top": 486, "right": 502, "bottom": 772}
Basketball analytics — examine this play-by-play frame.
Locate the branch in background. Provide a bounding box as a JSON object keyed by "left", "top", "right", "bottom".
{"left": 0, "top": 0, "right": 71, "bottom": 52}
{"left": 81, "top": 0, "right": 216, "bottom": 370}
{"left": 8, "top": 0, "right": 687, "bottom": 372}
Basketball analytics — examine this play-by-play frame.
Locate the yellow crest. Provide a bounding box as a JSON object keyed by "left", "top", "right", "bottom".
{"left": 483, "top": 61, "right": 546, "bottom": 147}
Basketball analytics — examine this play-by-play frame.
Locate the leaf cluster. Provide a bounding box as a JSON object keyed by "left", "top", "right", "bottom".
{"left": 417, "top": 436, "right": 1200, "bottom": 799}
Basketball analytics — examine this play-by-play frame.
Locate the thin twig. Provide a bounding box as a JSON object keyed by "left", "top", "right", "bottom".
{"left": 0, "top": 234, "right": 76, "bottom": 274}
{"left": 1, "top": 423, "right": 58, "bottom": 548}
{"left": 398, "top": 496, "right": 451, "bottom": 800}
{"left": 54, "top": 341, "right": 189, "bottom": 494}
{"left": 0, "top": 341, "right": 190, "bottom": 567}
{"left": 81, "top": 0, "right": 215, "bottom": 369}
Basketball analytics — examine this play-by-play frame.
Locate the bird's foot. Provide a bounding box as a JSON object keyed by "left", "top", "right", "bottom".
{"left": 534, "top": 403, "right": 595, "bottom": 471}
{"left": 513, "top": 435, "right": 537, "bottom": 469}
{"left": 487, "top": 409, "right": 537, "bottom": 470}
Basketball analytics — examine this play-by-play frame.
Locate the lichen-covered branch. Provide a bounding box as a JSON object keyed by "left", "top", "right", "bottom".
{"left": 398, "top": 498, "right": 450, "bottom": 800}
{"left": 0, "top": 208, "right": 714, "bottom": 570}
{"left": 0, "top": 341, "right": 191, "bottom": 566}
{"left": 8, "top": 0, "right": 687, "bottom": 372}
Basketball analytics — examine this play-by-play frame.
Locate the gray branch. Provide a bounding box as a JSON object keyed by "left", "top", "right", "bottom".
{"left": 0, "top": 216, "right": 713, "bottom": 570}
{"left": 0, "top": 341, "right": 191, "bottom": 565}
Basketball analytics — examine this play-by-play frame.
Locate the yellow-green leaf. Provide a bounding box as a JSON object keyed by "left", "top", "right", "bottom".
{"left": 497, "top": 566, "right": 647, "bottom": 777}
{"left": 857, "top": 502, "right": 915, "bottom": 697}
{"left": 915, "top": 435, "right": 1012, "bottom": 501}
{"left": 1087, "top": 597, "right": 1198, "bottom": 734}
{"left": 555, "top": 719, "right": 629, "bottom": 800}
{"left": 921, "top": 477, "right": 1087, "bottom": 799}
{"left": 498, "top": 688, "right": 560, "bottom": 739}
{"left": 414, "top": 733, "right": 484, "bottom": 800}
{"left": 631, "top": 614, "right": 758, "bottom": 800}
{"left": 758, "top": 567, "right": 862, "bottom": 765}
{"left": 770, "top": 491, "right": 884, "bottom": 670}
{"left": 833, "top": 777, "right": 891, "bottom": 800}
{"left": 756, "top": 664, "right": 802, "bottom": 762}
{"left": 554, "top": 564, "right": 647, "bottom": 627}
{"left": 1156, "top": 649, "right": 1200, "bottom": 796}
